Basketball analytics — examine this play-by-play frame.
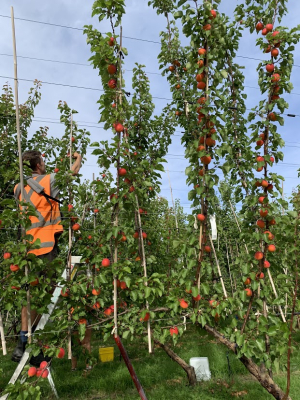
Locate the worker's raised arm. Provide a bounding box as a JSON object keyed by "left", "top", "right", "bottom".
{"left": 71, "top": 152, "right": 82, "bottom": 175}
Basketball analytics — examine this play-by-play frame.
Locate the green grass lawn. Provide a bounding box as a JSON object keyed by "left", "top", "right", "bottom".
{"left": 1, "top": 326, "right": 300, "bottom": 399}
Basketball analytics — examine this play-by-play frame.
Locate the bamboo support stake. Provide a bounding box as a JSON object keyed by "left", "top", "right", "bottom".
{"left": 0, "top": 310, "right": 7, "bottom": 355}
{"left": 229, "top": 200, "right": 286, "bottom": 323}
{"left": 166, "top": 169, "right": 178, "bottom": 231}
{"left": 112, "top": 26, "right": 123, "bottom": 339}
{"left": 209, "top": 235, "right": 227, "bottom": 298}
{"left": 67, "top": 113, "right": 73, "bottom": 360}
{"left": 93, "top": 173, "right": 96, "bottom": 230}
{"left": 225, "top": 240, "right": 235, "bottom": 294}
{"left": 11, "top": 6, "right": 32, "bottom": 344}
{"left": 136, "top": 196, "right": 152, "bottom": 353}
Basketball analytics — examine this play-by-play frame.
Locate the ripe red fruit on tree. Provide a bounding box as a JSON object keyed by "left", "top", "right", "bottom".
{"left": 129, "top": 186, "right": 135, "bottom": 192}
{"left": 197, "top": 145, "right": 205, "bottom": 152}
{"left": 264, "top": 260, "right": 270, "bottom": 268}
{"left": 108, "top": 37, "right": 115, "bottom": 46}
{"left": 3, "top": 252, "right": 11, "bottom": 259}
{"left": 142, "top": 232, "right": 147, "bottom": 239}
{"left": 197, "top": 214, "right": 205, "bottom": 222}
{"left": 54, "top": 168, "right": 59, "bottom": 173}
{"left": 108, "top": 79, "right": 117, "bottom": 89}
{"left": 102, "top": 258, "right": 110, "bottom": 267}
{"left": 265, "top": 23, "right": 273, "bottom": 32}
{"left": 10, "top": 264, "right": 19, "bottom": 272}
{"left": 268, "top": 244, "right": 276, "bottom": 252}
{"left": 201, "top": 156, "right": 211, "bottom": 165}
{"left": 256, "top": 22, "right": 264, "bottom": 31}
{"left": 199, "top": 169, "right": 204, "bottom": 176}
{"left": 266, "top": 64, "right": 274, "bottom": 73}
{"left": 170, "top": 326, "right": 179, "bottom": 336}
{"left": 244, "top": 278, "right": 251, "bottom": 285}
{"left": 57, "top": 348, "right": 65, "bottom": 359}
{"left": 68, "top": 204, "right": 73, "bottom": 212}
{"left": 258, "top": 196, "right": 265, "bottom": 204}
{"left": 272, "top": 30, "right": 279, "bottom": 37}
{"left": 197, "top": 81, "right": 206, "bottom": 90}
{"left": 245, "top": 288, "right": 252, "bottom": 297}
{"left": 262, "top": 28, "right": 268, "bottom": 35}
{"left": 210, "top": 10, "right": 217, "bottom": 19}
{"left": 256, "top": 220, "right": 265, "bottom": 229}
{"left": 256, "top": 272, "right": 264, "bottom": 279}
{"left": 28, "top": 367, "right": 37, "bottom": 377}
{"left": 203, "top": 24, "right": 211, "bottom": 31}
{"left": 271, "top": 48, "right": 279, "bottom": 57}
{"left": 260, "top": 209, "right": 268, "bottom": 217}
{"left": 93, "top": 301, "right": 100, "bottom": 309}
{"left": 271, "top": 73, "right": 280, "bottom": 82}
{"left": 94, "top": 209, "right": 99, "bottom": 213}
{"left": 72, "top": 223, "right": 80, "bottom": 231}
{"left": 107, "top": 64, "right": 117, "bottom": 74}
{"left": 60, "top": 289, "right": 69, "bottom": 297}
{"left": 193, "top": 294, "right": 201, "bottom": 301}
{"left": 120, "top": 281, "right": 127, "bottom": 290}
{"left": 79, "top": 318, "right": 87, "bottom": 325}
{"left": 40, "top": 361, "right": 48, "bottom": 369}
{"left": 269, "top": 219, "right": 276, "bottom": 225}
{"left": 118, "top": 168, "right": 127, "bottom": 176}
{"left": 206, "top": 138, "right": 215, "bottom": 147}
{"left": 198, "top": 97, "right": 206, "bottom": 104}
{"left": 209, "top": 299, "right": 218, "bottom": 308}
{"left": 198, "top": 48, "right": 206, "bottom": 56}
{"left": 179, "top": 299, "right": 188, "bottom": 309}
{"left": 204, "top": 245, "right": 211, "bottom": 253}
{"left": 140, "top": 312, "right": 150, "bottom": 322}
{"left": 255, "top": 252, "right": 263, "bottom": 260}
{"left": 261, "top": 180, "right": 268, "bottom": 188}
{"left": 133, "top": 231, "right": 139, "bottom": 239}
{"left": 11, "top": 286, "right": 20, "bottom": 291}
{"left": 115, "top": 123, "right": 124, "bottom": 132}
{"left": 169, "top": 65, "right": 175, "bottom": 72}
{"left": 42, "top": 370, "right": 49, "bottom": 379}
{"left": 104, "top": 308, "right": 112, "bottom": 316}
{"left": 267, "top": 184, "right": 273, "bottom": 192}
{"left": 256, "top": 140, "right": 264, "bottom": 146}
{"left": 256, "top": 156, "right": 264, "bottom": 162}
{"left": 30, "top": 278, "right": 39, "bottom": 286}
{"left": 196, "top": 73, "right": 205, "bottom": 82}
{"left": 268, "top": 112, "right": 277, "bottom": 121}
{"left": 92, "top": 288, "right": 101, "bottom": 295}
{"left": 257, "top": 167, "right": 263, "bottom": 172}
{"left": 264, "top": 231, "right": 274, "bottom": 240}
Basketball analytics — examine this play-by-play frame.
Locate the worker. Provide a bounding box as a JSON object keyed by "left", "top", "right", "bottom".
{"left": 11, "top": 150, "right": 82, "bottom": 365}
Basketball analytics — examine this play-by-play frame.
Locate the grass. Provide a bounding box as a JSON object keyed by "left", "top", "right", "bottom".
{"left": 1, "top": 326, "right": 300, "bottom": 399}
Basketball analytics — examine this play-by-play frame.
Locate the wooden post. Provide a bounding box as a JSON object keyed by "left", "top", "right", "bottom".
{"left": 11, "top": 6, "right": 32, "bottom": 344}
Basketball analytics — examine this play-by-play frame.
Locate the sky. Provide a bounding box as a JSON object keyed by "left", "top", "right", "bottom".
{"left": 0, "top": 0, "right": 300, "bottom": 213}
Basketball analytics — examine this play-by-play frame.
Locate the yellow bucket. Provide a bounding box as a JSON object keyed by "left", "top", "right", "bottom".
{"left": 99, "top": 347, "right": 114, "bottom": 362}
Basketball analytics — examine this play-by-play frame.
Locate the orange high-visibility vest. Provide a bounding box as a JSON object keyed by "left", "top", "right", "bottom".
{"left": 14, "top": 174, "right": 63, "bottom": 256}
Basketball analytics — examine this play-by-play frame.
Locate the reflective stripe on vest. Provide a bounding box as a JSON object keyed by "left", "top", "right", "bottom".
{"left": 14, "top": 174, "right": 63, "bottom": 256}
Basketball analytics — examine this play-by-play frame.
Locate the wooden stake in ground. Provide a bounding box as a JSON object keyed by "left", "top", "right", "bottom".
{"left": 209, "top": 234, "right": 227, "bottom": 298}
{"left": 225, "top": 240, "right": 235, "bottom": 294}
{"left": 11, "top": 6, "right": 32, "bottom": 344}
{"left": 67, "top": 113, "right": 73, "bottom": 360}
{"left": 0, "top": 310, "right": 7, "bottom": 355}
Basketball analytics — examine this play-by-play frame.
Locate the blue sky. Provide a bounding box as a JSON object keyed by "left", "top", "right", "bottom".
{"left": 0, "top": 0, "right": 300, "bottom": 213}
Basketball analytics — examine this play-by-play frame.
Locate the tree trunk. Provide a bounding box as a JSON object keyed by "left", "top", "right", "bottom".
{"left": 204, "top": 325, "right": 291, "bottom": 400}
{"left": 153, "top": 338, "right": 197, "bottom": 386}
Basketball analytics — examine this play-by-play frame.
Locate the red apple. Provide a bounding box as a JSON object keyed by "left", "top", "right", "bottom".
{"left": 268, "top": 244, "right": 276, "bottom": 252}
{"left": 54, "top": 168, "right": 59, "bottom": 173}
{"left": 108, "top": 79, "right": 117, "bottom": 89}
{"left": 210, "top": 10, "right": 217, "bottom": 19}
{"left": 92, "top": 288, "right": 101, "bottom": 295}
{"left": 107, "top": 64, "right": 117, "bottom": 74}
{"left": 28, "top": 367, "right": 37, "bottom": 377}
{"left": 198, "top": 48, "right": 206, "bottom": 56}
{"left": 258, "top": 196, "right": 265, "bottom": 204}
{"left": 266, "top": 64, "right": 274, "bottom": 73}
{"left": 256, "top": 220, "right": 265, "bottom": 229}
{"left": 57, "top": 347, "right": 65, "bottom": 359}
{"left": 265, "top": 23, "right": 273, "bottom": 32}
{"left": 10, "top": 264, "right": 19, "bottom": 272}
{"left": 260, "top": 209, "right": 268, "bottom": 217}
{"left": 142, "top": 232, "right": 147, "bottom": 239}
{"left": 204, "top": 245, "right": 211, "bottom": 253}
{"left": 245, "top": 288, "right": 252, "bottom": 297}
{"left": 170, "top": 326, "right": 179, "bottom": 336}
{"left": 254, "top": 251, "right": 263, "bottom": 260}
{"left": 244, "top": 277, "right": 251, "bottom": 285}
{"left": 262, "top": 28, "right": 268, "bottom": 35}
{"left": 264, "top": 260, "right": 270, "bottom": 268}
{"left": 41, "top": 370, "right": 49, "bottom": 379}
{"left": 256, "top": 22, "right": 264, "bottom": 31}
{"left": 256, "top": 272, "right": 264, "bottom": 279}
{"left": 197, "top": 214, "right": 205, "bottom": 221}
{"left": 118, "top": 168, "right": 127, "bottom": 176}
{"left": 271, "top": 73, "right": 280, "bottom": 82}
{"left": 179, "top": 299, "right": 188, "bottom": 309}
{"left": 271, "top": 48, "right": 279, "bottom": 57}
{"left": 72, "top": 223, "right": 80, "bottom": 231}
{"left": 140, "top": 312, "right": 150, "bottom": 322}
{"left": 203, "top": 24, "right": 211, "bottom": 31}
{"left": 102, "top": 258, "right": 110, "bottom": 267}
{"left": 264, "top": 231, "right": 274, "bottom": 240}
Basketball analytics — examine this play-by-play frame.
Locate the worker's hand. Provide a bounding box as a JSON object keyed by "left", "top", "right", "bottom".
{"left": 73, "top": 152, "right": 81, "bottom": 159}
